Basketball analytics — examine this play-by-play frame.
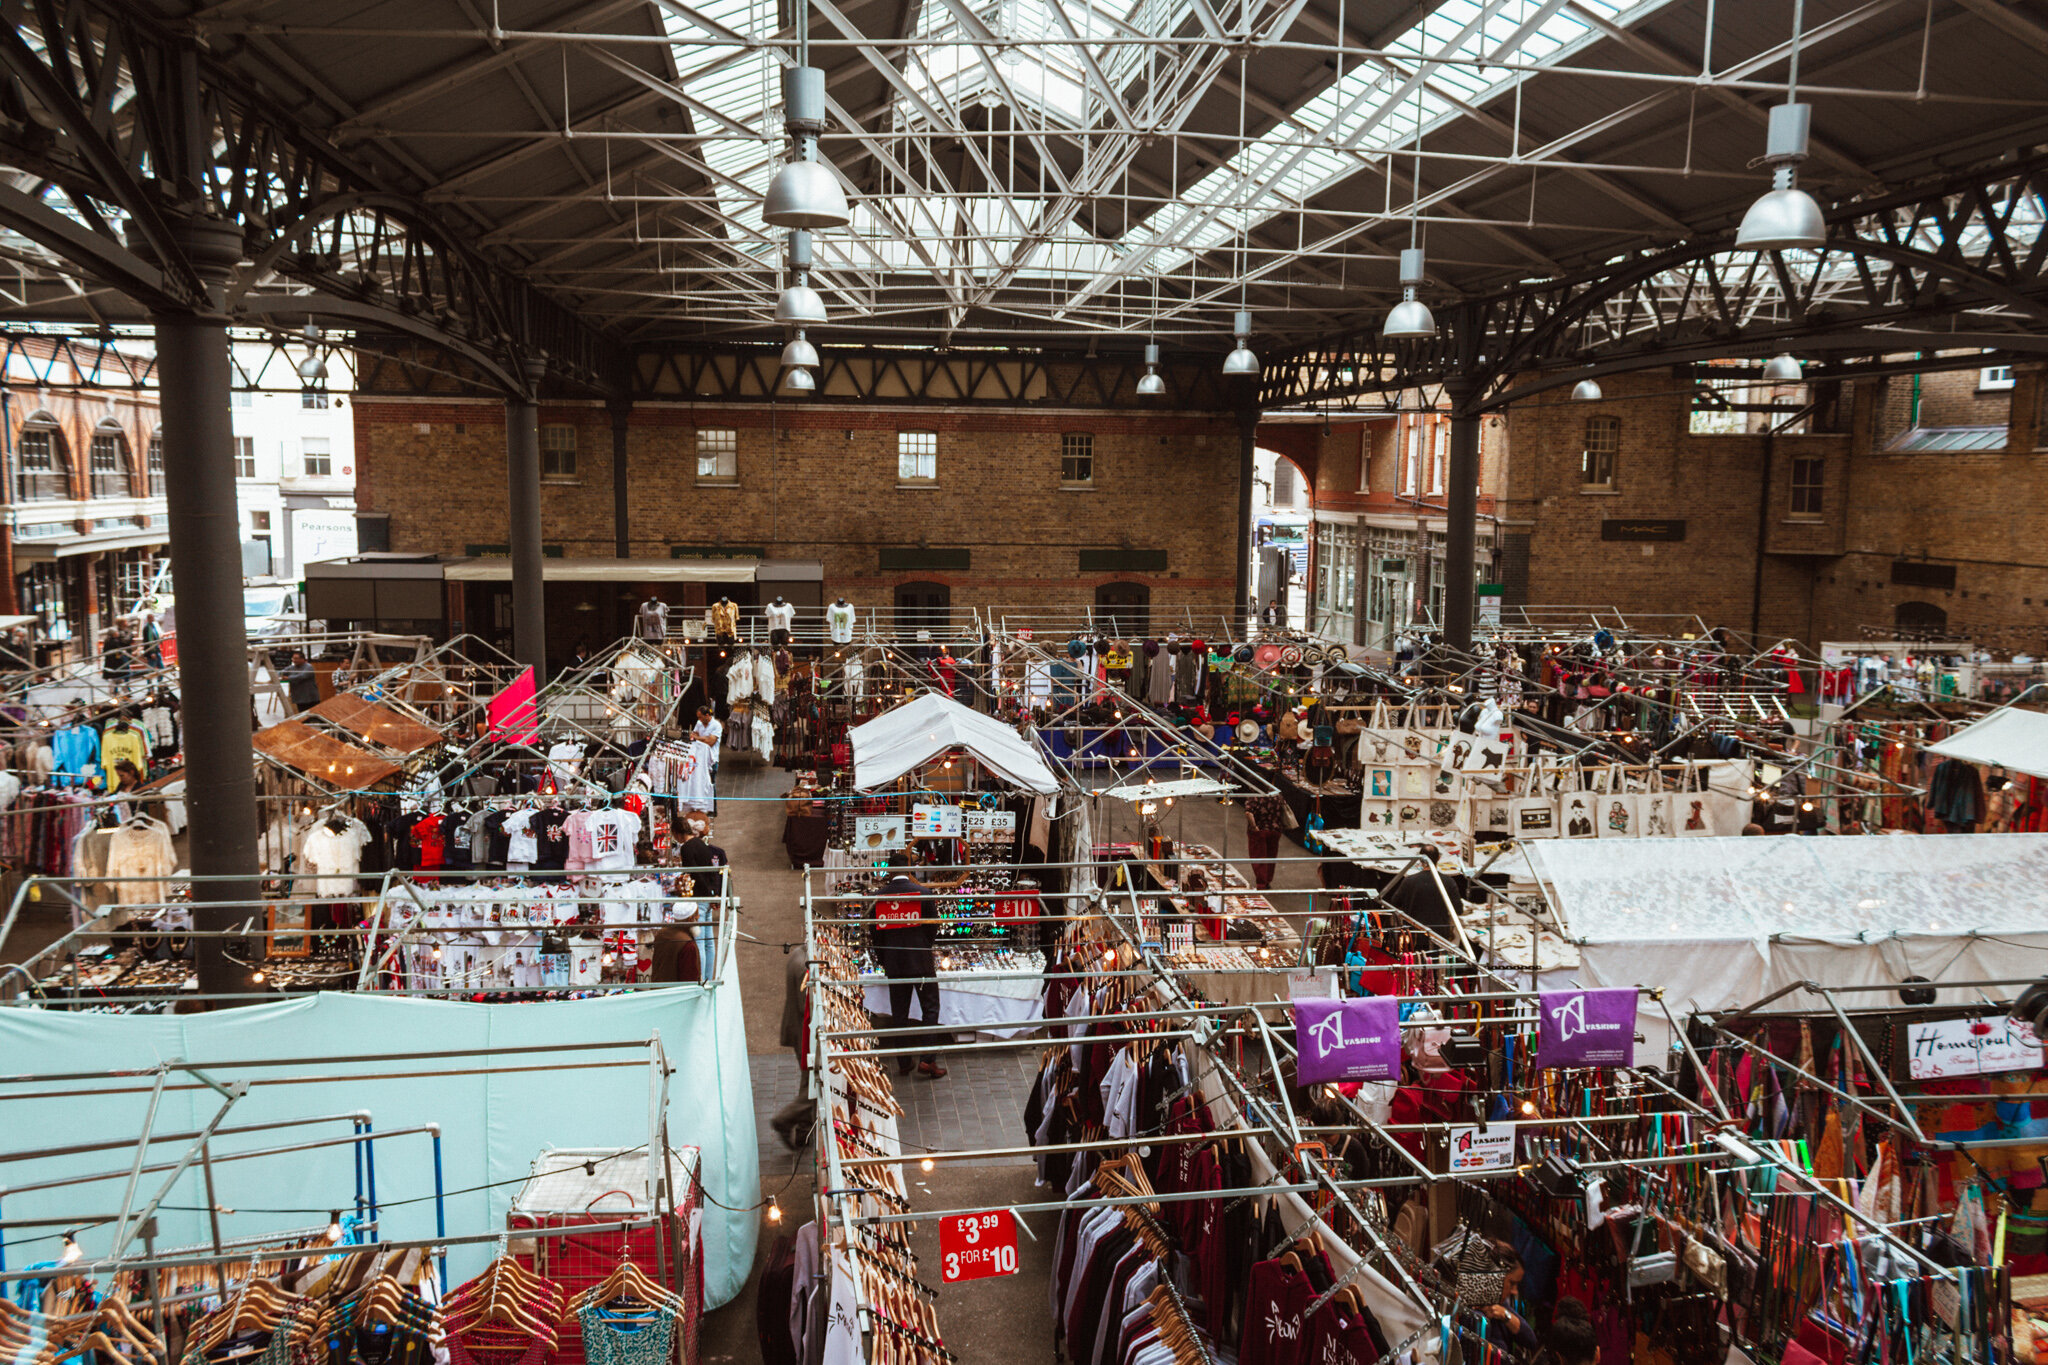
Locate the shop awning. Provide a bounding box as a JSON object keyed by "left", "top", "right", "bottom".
{"left": 1926, "top": 704, "right": 2048, "bottom": 780}
{"left": 443, "top": 558, "right": 759, "bottom": 583}
{"left": 307, "top": 694, "right": 444, "bottom": 755}
{"left": 849, "top": 691, "right": 1059, "bottom": 794}
{"left": 1097, "top": 777, "right": 1234, "bottom": 802}
{"left": 250, "top": 719, "right": 402, "bottom": 789}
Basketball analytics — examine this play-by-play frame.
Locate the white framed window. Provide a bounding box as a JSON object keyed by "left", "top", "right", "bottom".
{"left": 16, "top": 422, "right": 69, "bottom": 502}
{"left": 1980, "top": 365, "right": 2015, "bottom": 391}
{"left": 1582, "top": 416, "right": 1619, "bottom": 489}
{"left": 541, "top": 424, "right": 577, "bottom": 478}
{"left": 696, "top": 427, "right": 737, "bottom": 482}
{"left": 302, "top": 437, "right": 332, "bottom": 478}
{"left": 301, "top": 390, "right": 329, "bottom": 410}
{"left": 1400, "top": 420, "right": 1421, "bottom": 494}
{"left": 89, "top": 426, "right": 131, "bottom": 499}
{"left": 1428, "top": 421, "right": 1447, "bottom": 495}
{"left": 233, "top": 390, "right": 253, "bottom": 408}
{"left": 234, "top": 436, "right": 256, "bottom": 479}
{"left": 898, "top": 430, "right": 937, "bottom": 483}
{"left": 1060, "top": 433, "right": 1094, "bottom": 485}
{"left": 146, "top": 436, "right": 164, "bottom": 497}
{"left": 250, "top": 510, "right": 272, "bottom": 532}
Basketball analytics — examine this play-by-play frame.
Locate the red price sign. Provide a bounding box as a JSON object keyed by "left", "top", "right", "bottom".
{"left": 938, "top": 1210, "right": 1019, "bottom": 1283}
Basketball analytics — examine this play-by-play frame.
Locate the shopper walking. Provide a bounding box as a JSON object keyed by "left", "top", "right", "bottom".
{"left": 281, "top": 649, "right": 320, "bottom": 712}
{"left": 100, "top": 629, "right": 134, "bottom": 698}
{"left": 1243, "top": 793, "right": 1288, "bottom": 890}
{"left": 870, "top": 852, "right": 967, "bottom": 1079}
{"left": 769, "top": 943, "right": 816, "bottom": 1149}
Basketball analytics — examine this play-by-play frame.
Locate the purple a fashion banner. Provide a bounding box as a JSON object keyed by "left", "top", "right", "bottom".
{"left": 1292, "top": 997, "right": 1401, "bottom": 1084}
{"left": 1538, "top": 987, "right": 1639, "bottom": 1068}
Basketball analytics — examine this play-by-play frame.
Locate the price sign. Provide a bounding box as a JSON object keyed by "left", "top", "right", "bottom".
{"left": 962, "top": 809, "right": 1018, "bottom": 837}
{"left": 938, "top": 1210, "right": 1019, "bottom": 1283}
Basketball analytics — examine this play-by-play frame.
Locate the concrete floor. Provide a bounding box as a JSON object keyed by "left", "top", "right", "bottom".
{"left": 695, "top": 752, "right": 1327, "bottom": 1361}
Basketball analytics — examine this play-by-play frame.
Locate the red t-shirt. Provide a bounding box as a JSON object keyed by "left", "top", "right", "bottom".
{"left": 412, "top": 814, "right": 446, "bottom": 869}
{"left": 1241, "top": 1259, "right": 1314, "bottom": 1365}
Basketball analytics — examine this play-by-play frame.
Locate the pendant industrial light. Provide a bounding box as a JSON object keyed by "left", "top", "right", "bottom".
{"left": 1222, "top": 312, "right": 1259, "bottom": 376}
{"left": 1735, "top": 0, "right": 1825, "bottom": 251}
{"left": 1384, "top": 82, "right": 1436, "bottom": 339}
{"left": 1763, "top": 353, "right": 1804, "bottom": 382}
{"left": 1137, "top": 342, "right": 1166, "bottom": 396}
{"left": 297, "top": 319, "right": 328, "bottom": 384}
{"left": 775, "top": 230, "right": 827, "bottom": 326}
{"left": 764, "top": 61, "right": 849, "bottom": 229}
{"left": 781, "top": 365, "right": 817, "bottom": 395}
{"left": 1571, "top": 376, "right": 1603, "bottom": 402}
{"left": 1220, "top": 62, "right": 1259, "bottom": 379}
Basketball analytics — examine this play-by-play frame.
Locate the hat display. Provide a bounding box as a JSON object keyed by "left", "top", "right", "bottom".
{"left": 1144, "top": 639, "right": 1161, "bottom": 657}
{"left": 1278, "top": 645, "right": 1303, "bottom": 667}
{"left": 1235, "top": 719, "right": 1260, "bottom": 744}
{"left": 1234, "top": 644, "right": 1255, "bottom": 664}
{"left": 1067, "top": 638, "right": 1088, "bottom": 658}
{"left": 1254, "top": 643, "right": 1283, "bottom": 668}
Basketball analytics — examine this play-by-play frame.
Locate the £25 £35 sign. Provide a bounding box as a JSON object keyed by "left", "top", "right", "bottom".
{"left": 939, "top": 1210, "right": 1019, "bottom": 1283}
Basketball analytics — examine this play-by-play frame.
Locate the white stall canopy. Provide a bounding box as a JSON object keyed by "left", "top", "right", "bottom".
{"left": 1926, "top": 704, "right": 2048, "bottom": 780}
{"left": 850, "top": 691, "right": 1059, "bottom": 794}
{"left": 1524, "top": 834, "right": 2048, "bottom": 1026}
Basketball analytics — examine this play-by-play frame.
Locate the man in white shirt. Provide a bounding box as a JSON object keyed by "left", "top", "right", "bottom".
{"left": 692, "top": 704, "right": 723, "bottom": 782}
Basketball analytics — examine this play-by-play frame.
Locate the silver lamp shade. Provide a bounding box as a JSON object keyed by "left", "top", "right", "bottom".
{"left": 775, "top": 282, "right": 828, "bottom": 326}
{"left": 781, "top": 332, "right": 820, "bottom": 370}
{"left": 1736, "top": 187, "right": 1826, "bottom": 252}
{"left": 764, "top": 159, "right": 849, "bottom": 230}
{"left": 1383, "top": 297, "right": 1436, "bottom": 339}
{"left": 298, "top": 352, "right": 329, "bottom": 383}
{"left": 1763, "top": 353, "right": 1804, "bottom": 382}
{"left": 1222, "top": 346, "right": 1259, "bottom": 376}
{"left": 1571, "top": 378, "right": 1603, "bottom": 402}
{"left": 1136, "top": 371, "right": 1166, "bottom": 396}
{"left": 781, "top": 365, "right": 817, "bottom": 394}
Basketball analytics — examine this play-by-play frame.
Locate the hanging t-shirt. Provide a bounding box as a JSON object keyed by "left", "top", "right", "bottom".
{"left": 301, "top": 821, "right": 371, "bottom": 899}
{"left": 411, "top": 814, "right": 447, "bottom": 870}
{"left": 531, "top": 808, "right": 571, "bottom": 870}
{"left": 503, "top": 810, "right": 538, "bottom": 866}
{"left": 677, "top": 746, "right": 715, "bottom": 811}
{"left": 727, "top": 655, "right": 754, "bottom": 702}
{"left": 754, "top": 653, "right": 776, "bottom": 704}
{"left": 570, "top": 940, "right": 604, "bottom": 985}
{"left": 546, "top": 742, "right": 585, "bottom": 786}
{"left": 586, "top": 809, "right": 643, "bottom": 871}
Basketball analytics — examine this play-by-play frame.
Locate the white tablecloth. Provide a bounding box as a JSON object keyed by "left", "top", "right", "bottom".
{"left": 862, "top": 953, "right": 1045, "bottom": 1038}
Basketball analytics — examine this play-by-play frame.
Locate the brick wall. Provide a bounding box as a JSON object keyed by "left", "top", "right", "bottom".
{"left": 1504, "top": 362, "right": 2048, "bottom": 652}
{"left": 353, "top": 398, "right": 1248, "bottom": 617}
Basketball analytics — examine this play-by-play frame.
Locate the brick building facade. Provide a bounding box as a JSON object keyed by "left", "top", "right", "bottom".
{"left": 3, "top": 342, "right": 169, "bottom": 660}
{"left": 1499, "top": 360, "right": 2048, "bottom": 653}
{"left": 351, "top": 395, "right": 1250, "bottom": 655}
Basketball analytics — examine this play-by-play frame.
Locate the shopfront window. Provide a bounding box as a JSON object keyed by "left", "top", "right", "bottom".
{"left": 22, "top": 561, "right": 76, "bottom": 642}
{"left": 16, "top": 420, "right": 70, "bottom": 502}
{"left": 1311, "top": 521, "right": 1358, "bottom": 640}
{"left": 89, "top": 424, "right": 133, "bottom": 499}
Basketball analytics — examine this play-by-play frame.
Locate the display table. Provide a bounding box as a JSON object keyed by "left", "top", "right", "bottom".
{"left": 1254, "top": 763, "right": 1363, "bottom": 844}
{"left": 862, "top": 950, "right": 1045, "bottom": 1039}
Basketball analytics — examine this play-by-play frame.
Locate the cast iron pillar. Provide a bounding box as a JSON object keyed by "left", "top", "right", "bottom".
{"left": 607, "top": 397, "right": 632, "bottom": 559}
{"left": 149, "top": 215, "right": 259, "bottom": 999}
{"left": 1441, "top": 378, "right": 1482, "bottom": 652}
{"left": 1234, "top": 408, "right": 1258, "bottom": 634}
{"left": 505, "top": 362, "right": 548, "bottom": 673}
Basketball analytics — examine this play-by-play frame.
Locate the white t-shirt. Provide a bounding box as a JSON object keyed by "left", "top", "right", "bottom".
{"left": 765, "top": 601, "right": 795, "bottom": 632}
{"left": 570, "top": 942, "right": 604, "bottom": 985}
{"left": 585, "top": 808, "right": 642, "bottom": 871}
{"left": 827, "top": 601, "right": 855, "bottom": 644}
{"left": 503, "top": 810, "right": 537, "bottom": 865}
{"left": 546, "top": 742, "right": 585, "bottom": 785}
{"left": 678, "top": 746, "right": 715, "bottom": 810}
{"left": 692, "top": 718, "right": 723, "bottom": 755}
{"left": 300, "top": 821, "right": 371, "bottom": 899}
{"left": 726, "top": 655, "right": 754, "bottom": 702}
{"left": 754, "top": 654, "right": 776, "bottom": 704}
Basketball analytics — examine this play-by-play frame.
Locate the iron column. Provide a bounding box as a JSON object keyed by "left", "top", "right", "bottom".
{"left": 608, "top": 397, "right": 632, "bottom": 559}
{"left": 150, "top": 216, "right": 258, "bottom": 999}
{"left": 1442, "top": 379, "right": 1481, "bottom": 651}
{"left": 504, "top": 363, "right": 546, "bottom": 672}
{"left": 1235, "top": 408, "right": 1258, "bottom": 633}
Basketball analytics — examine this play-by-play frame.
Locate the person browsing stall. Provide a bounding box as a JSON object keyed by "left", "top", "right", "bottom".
{"left": 870, "top": 852, "right": 968, "bottom": 1080}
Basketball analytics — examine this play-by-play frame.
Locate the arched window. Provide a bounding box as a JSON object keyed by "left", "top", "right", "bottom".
{"left": 15, "top": 415, "right": 72, "bottom": 502}
{"left": 89, "top": 421, "right": 134, "bottom": 499}
{"left": 1895, "top": 601, "right": 1948, "bottom": 636}
{"left": 146, "top": 435, "right": 166, "bottom": 497}
{"left": 1581, "top": 416, "right": 1619, "bottom": 489}
{"left": 1094, "top": 582, "right": 1150, "bottom": 637}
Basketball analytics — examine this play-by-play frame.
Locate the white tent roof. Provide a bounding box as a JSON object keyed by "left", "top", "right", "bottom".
{"left": 1514, "top": 834, "right": 2048, "bottom": 1055}
{"left": 849, "top": 692, "right": 1059, "bottom": 795}
{"left": 1526, "top": 833, "right": 2048, "bottom": 944}
{"left": 1926, "top": 705, "right": 2048, "bottom": 780}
